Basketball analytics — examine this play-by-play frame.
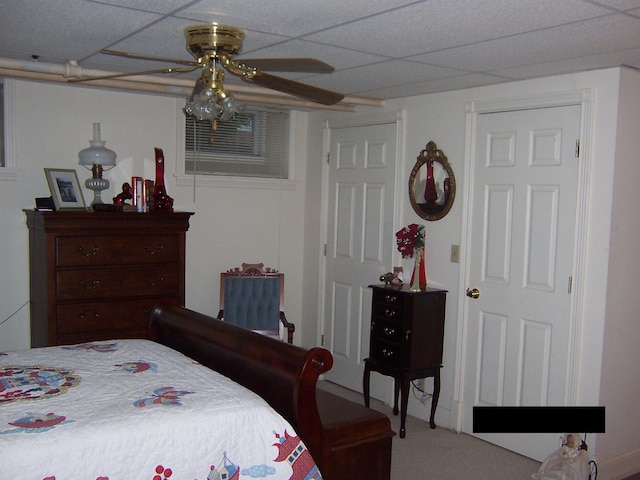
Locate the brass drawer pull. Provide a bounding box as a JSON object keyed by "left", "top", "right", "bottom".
{"left": 384, "top": 294, "right": 397, "bottom": 303}
{"left": 76, "top": 246, "right": 99, "bottom": 257}
{"left": 144, "top": 244, "right": 165, "bottom": 255}
{"left": 78, "top": 310, "right": 100, "bottom": 320}
{"left": 383, "top": 326, "right": 396, "bottom": 336}
{"left": 78, "top": 279, "right": 100, "bottom": 290}
{"left": 381, "top": 348, "right": 394, "bottom": 358}
{"left": 143, "top": 276, "right": 164, "bottom": 286}
{"left": 384, "top": 308, "right": 396, "bottom": 318}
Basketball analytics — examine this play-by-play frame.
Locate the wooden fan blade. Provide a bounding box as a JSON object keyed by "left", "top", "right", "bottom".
{"left": 68, "top": 65, "right": 199, "bottom": 83}
{"left": 101, "top": 49, "right": 197, "bottom": 67}
{"left": 234, "top": 57, "right": 334, "bottom": 73}
{"left": 245, "top": 71, "right": 344, "bottom": 105}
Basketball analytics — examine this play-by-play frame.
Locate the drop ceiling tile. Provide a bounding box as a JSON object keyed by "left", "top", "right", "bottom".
{"left": 304, "top": 0, "right": 612, "bottom": 58}
{"left": 491, "top": 47, "right": 640, "bottom": 80}
{"left": 0, "top": 0, "right": 162, "bottom": 64}
{"left": 588, "top": 0, "right": 640, "bottom": 11}
{"left": 1, "top": 0, "right": 639, "bottom": 102}
{"left": 626, "top": 7, "right": 640, "bottom": 17}
{"left": 361, "top": 72, "right": 511, "bottom": 98}
{"left": 242, "top": 40, "right": 387, "bottom": 71}
{"left": 409, "top": 13, "right": 640, "bottom": 72}
{"left": 176, "top": 0, "right": 422, "bottom": 37}
{"left": 88, "top": 0, "right": 196, "bottom": 14}
{"left": 305, "top": 59, "right": 465, "bottom": 95}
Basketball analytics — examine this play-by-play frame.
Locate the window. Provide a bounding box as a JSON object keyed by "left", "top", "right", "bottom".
{"left": 1, "top": 78, "right": 18, "bottom": 180}
{"left": 185, "top": 106, "right": 290, "bottom": 179}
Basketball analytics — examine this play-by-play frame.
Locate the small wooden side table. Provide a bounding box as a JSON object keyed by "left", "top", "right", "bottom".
{"left": 363, "top": 284, "right": 446, "bottom": 438}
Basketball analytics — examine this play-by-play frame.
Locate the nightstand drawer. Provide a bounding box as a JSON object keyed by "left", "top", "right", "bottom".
{"left": 375, "top": 289, "right": 403, "bottom": 306}
{"left": 56, "top": 265, "right": 179, "bottom": 301}
{"left": 56, "top": 235, "right": 180, "bottom": 266}
{"left": 370, "top": 339, "right": 402, "bottom": 366}
{"left": 372, "top": 317, "right": 403, "bottom": 344}
{"left": 373, "top": 303, "right": 403, "bottom": 321}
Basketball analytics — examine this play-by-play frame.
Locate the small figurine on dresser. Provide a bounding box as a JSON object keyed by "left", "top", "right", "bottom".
{"left": 113, "top": 182, "right": 133, "bottom": 205}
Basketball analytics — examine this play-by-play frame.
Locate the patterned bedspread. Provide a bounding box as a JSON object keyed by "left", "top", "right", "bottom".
{"left": 0, "top": 339, "right": 322, "bottom": 480}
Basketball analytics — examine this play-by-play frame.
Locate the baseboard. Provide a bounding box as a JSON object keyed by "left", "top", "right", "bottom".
{"left": 596, "top": 446, "right": 640, "bottom": 480}
{"left": 449, "top": 399, "right": 464, "bottom": 432}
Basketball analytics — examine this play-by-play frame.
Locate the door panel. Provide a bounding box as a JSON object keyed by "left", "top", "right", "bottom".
{"left": 464, "top": 105, "right": 580, "bottom": 461}
{"left": 323, "top": 122, "right": 397, "bottom": 396}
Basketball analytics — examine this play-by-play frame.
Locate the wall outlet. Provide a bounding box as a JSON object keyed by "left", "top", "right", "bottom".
{"left": 450, "top": 244, "right": 460, "bottom": 263}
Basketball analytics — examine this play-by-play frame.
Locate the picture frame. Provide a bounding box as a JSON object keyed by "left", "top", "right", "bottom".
{"left": 44, "top": 168, "right": 87, "bottom": 211}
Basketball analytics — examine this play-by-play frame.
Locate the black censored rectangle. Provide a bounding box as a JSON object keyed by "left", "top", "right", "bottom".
{"left": 473, "top": 406, "right": 605, "bottom": 433}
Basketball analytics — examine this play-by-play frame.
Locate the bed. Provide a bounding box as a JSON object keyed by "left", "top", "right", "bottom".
{"left": 1, "top": 303, "right": 393, "bottom": 480}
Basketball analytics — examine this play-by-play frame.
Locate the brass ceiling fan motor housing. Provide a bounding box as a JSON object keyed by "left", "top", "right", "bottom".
{"left": 184, "top": 24, "right": 245, "bottom": 62}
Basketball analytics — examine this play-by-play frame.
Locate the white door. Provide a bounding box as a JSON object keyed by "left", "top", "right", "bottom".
{"left": 322, "top": 121, "right": 398, "bottom": 398}
{"left": 462, "top": 105, "right": 581, "bottom": 461}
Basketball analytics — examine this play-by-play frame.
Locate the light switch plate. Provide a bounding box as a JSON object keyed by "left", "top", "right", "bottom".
{"left": 450, "top": 245, "right": 460, "bottom": 263}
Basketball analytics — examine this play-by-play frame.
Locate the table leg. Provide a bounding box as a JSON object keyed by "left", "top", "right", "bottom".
{"left": 392, "top": 376, "right": 400, "bottom": 415}
{"left": 399, "top": 373, "right": 410, "bottom": 438}
{"left": 363, "top": 360, "right": 371, "bottom": 408}
{"left": 429, "top": 369, "right": 440, "bottom": 429}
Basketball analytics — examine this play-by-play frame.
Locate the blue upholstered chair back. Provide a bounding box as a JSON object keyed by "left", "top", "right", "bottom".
{"left": 217, "top": 263, "right": 294, "bottom": 343}
{"left": 223, "top": 276, "right": 281, "bottom": 331}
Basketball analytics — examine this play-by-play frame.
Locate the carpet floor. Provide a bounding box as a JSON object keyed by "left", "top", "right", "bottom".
{"left": 318, "top": 380, "right": 542, "bottom": 480}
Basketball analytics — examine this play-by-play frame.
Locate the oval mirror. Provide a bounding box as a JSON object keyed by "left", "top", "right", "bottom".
{"left": 408, "top": 141, "right": 456, "bottom": 221}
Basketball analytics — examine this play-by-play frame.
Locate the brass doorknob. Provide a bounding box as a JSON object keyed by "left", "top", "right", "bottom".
{"left": 466, "top": 288, "right": 480, "bottom": 299}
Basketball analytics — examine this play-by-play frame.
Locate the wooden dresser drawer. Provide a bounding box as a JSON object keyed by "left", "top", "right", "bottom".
{"left": 56, "top": 298, "right": 171, "bottom": 336}
{"left": 56, "top": 265, "right": 179, "bottom": 301}
{"left": 56, "top": 235, "right": 180, "bottom": 266}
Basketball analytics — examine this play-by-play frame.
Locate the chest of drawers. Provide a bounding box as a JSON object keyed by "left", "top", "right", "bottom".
{"left": 364, "top": 284, "right": 446, "bottom": 438}
{"left": 25, "top": 210, "right": 193, "bottom": 347}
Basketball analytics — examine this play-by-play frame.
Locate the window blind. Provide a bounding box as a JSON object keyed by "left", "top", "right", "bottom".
{"left": 185, "top": 106, "right": 290, "bottom": 179}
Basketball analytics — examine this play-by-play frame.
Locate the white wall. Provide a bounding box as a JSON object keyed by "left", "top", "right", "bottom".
{"left": 596, "top": 67, "right": 640, "bottom": 478}
{"left": 305, "top": 67, "right": 639, "bottom": 477}
{"left": 0, "top": 79, "right": 309, "bottom": 350}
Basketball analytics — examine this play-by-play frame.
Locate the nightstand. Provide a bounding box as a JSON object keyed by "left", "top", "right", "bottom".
{"left": 363, "top": 284, "right": 446, "bottom": 438}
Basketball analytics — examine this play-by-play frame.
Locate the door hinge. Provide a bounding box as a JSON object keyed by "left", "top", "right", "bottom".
{"left": 326, "top": 152, "right": 330, "bottom": 164}
{"left": 575, "top": 140, "right": 580, "bottom": 158}
{"left": 321, "top": 334, "right": 325, "bottom": 346}
{"left": 324, "top": 243, "right": 327, "bottom": 256}
{"left": 568, "top": 276, "right": 573, "bottom": 294}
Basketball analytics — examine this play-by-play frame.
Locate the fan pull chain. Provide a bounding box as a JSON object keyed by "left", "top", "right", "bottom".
{"left": 192, "top": 118, "right": 198, "bottom": 202}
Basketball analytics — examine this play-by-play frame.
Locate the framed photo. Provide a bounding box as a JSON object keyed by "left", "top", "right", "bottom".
{"left": 44, "top": 168, "right": 86, "bottom": 210}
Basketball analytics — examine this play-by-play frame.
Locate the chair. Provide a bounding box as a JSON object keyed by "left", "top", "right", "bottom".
{"left": 217, "top": 263, "right": 295, "bottom": 343}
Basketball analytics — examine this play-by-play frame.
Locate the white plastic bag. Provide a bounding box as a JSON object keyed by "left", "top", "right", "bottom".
{"left": 532, "top": 434, "right": 590, "bottom": 480}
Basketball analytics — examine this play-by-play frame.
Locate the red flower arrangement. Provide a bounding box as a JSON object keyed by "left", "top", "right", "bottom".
{"left": 395, "top": 223, "right": 425, "bottom": 258}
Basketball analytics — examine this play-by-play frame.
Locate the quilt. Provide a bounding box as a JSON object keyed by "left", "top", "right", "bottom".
{"left": 0, "top": 339, "right": 322, "bottom": 480}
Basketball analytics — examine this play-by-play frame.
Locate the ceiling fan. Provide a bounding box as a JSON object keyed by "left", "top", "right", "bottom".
{"left": 71, "top": 23, "right": 345, "bottom": 116}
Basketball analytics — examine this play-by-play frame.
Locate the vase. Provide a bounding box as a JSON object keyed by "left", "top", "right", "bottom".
{"left": 424, "top": 160, "right": 437, "bottom": 205}
{"left": 410, "top": 247, "right": 427, "bottom": 291}
{"left": 152, "top": 147, "right": 174, "bottom": 212}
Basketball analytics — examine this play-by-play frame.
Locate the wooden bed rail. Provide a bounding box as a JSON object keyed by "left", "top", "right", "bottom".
{"left": 148, "top": 303, "right": 333, "bottom": 468}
